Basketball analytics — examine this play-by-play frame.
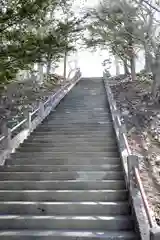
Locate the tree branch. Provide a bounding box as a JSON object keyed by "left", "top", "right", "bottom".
{"left": 138, "top": 0, "right": 160, "bottom": 12}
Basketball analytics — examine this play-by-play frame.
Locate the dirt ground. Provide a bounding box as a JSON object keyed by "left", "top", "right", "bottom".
{"left": 110, "top": 74, "right": 160, "bottom": 224}
{"left": 0, "top": 74, "right": 66, "bottom": 134}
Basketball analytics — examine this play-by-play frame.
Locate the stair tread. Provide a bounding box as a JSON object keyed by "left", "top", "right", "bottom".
{"left": 0, "top": 166, "right": 122, "bottom": 172}
{"left": 0, "top": 201, "right": 129, "bottom": 204}
{"left": 0, "top": 171, "right": 124, "bottom": 180}
{"left": 0, "top": 189, "right": 127, "bottom": 192}
{"left": 0, "top": 201, "right": 131, "bottom": 215}
{"left": 0, "top": 215, "right": 132, "bottom": 220}
{"left": 0, "top": 171, "right": 123, "bottom": 174}
{"left": 0, "top": 230, "right": 137, "bottom": 238}
{"left": 0, "top": 180, "right": 125, "bottom": 182}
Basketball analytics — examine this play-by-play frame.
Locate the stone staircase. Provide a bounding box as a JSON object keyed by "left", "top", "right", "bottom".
{"left": 0, "top": 78, "right": 139, "bottom": 239}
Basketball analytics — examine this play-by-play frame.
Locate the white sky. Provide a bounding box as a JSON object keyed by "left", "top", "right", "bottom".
{"left": 56, "top": 0, "right": 144, "bottom": 77}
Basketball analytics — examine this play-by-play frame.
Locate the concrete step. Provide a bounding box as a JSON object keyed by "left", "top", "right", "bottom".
{"left": 28, "top": 133, "right": 116, "bottom": 138}
{"left": 33, "top": 132, "right": 115, "bottom": 136}
{"left": 0, "top": 171, "right": 124, "bottom": 181}
{"left": 27, "top": 133, "right": 115, "bottom": 137}
{"left": 44, "top": 113, "right": 110, "bottom": 116}
{"left": 40, "top": 121, "right": 112, "bottom": 125}
{"left": 17, "top": 146, "right": 118, "bottom": 153}
{"left": 25, "top": 143, "right": 118, "bottom": 148}
{"left": 10, "top": 151, "right": 119, "bottom": 158}
{"left": 37, "top": 125, "right": 113, "bottom": 130}
{"left": 48, "top": 112, "right": 110, "bottom": 115}
{"left": 55, "top": 109, "right": 108, "bottom": 112}
{"left": 57, "top": 100, "right": 108, "bottom": 103}
{"left": 31, "top": 135, "right": 116, "bottom": 139}
{"left": 0, "top": 190, "right": 128, "bottom": 201}
{"left": 39, "top": 118, "right": 112, "bottom": 122}
{"left": 0, "top": 201, "right": 130, "bottom": 215}
{"left": 45, "top": 113, "right": 110, "bottom": 116}
{"left": 25, "top": 138, "right": 117, "bottom": 144}
{"left": 0, "top": 164, "right": 122, "bottom": 172}
{"left": 38, "top": 120, "right": 112, "bottom": 124}
{"left": 58, "top": 99, "right": 107, "bottom": 102}
{"left": 32, "top": 121, "right": 111, "bottom": 126}
{"left": 22, "top": 141, "right": 117, "bottom": 146}
{"left": 0, "top": 215, "right": 133, "bottom": 230}
{"left": 42, "top": 118, "right": 112, "bottom": 121}
{"left": 48, "top": 118, "right": 111, "bottom": 121}
{"left": 30, "top": 126, "right": 114, "bottom": 131}
{"left": 50, "top": 110, "right": 109, "bottom": 113}
{"left": 46, "top": 119, "right": 111, "bottom": 122}
{"left": 52, "top": 113, "right": 109, "bottom": 116}
{"left": 56, "top": 107, "right": 110, "bottom": 110}
{"left": 59, "top": 104, "right": 108, "bottom": 106}
{"left": 37, "top": 127, "right": 113, "bottom": 131}
{"left": 54, "top": 105, "right": 108, "bottom": 109}
{"left": 46, "top": 111, "right": 110, "bottom": 113}
{"left": 58, "top": 100, "right": 107, "bottom": 103}
{"left": 0, "top": 180, "right": 126, "bottom": 190}
{"left": 6, "top": 157, "right": 121, "bottom": 165}
{"left": 0, "top": 230, "right": 137, "bottom": 240}
{"left": 33, "top": 127, "right": 115, "bottom": 131}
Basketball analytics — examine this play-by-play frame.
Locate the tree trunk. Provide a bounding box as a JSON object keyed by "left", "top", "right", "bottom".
{"left": 115, "top": 56, "right": 120, "bottom": 75}
{"left": 63, "top": 49, "right": 67, "bottom": 80}
{"left": 151, "top": 45, "right": 160, "bottom": 101}
{"left": 30, "top": 71, "right": 36, "bottom": 82}
{"left": 47, "top": 60, "right": 51, "bottom": 76}
{"left": 46, "top": 48, "right": 53, "bottom": 76}
{"left": 144, "top": 42, "right": 152, "bottom": 73}
{"left": 130, "top": 55, "right": 136, "bottom": 81}
{"left": 128, "top": 40, "right": 136, "bottom": 81}
{"left": 123, "top": 60, "right": 129, "bottom": 75}
{"left": 38, "top": 63, "right": 43, "bottom": 84}
{"left": 125, "top": 19, "right": 136, "bottom": 81}
{"left": 46, "top": 54, "right": 52, "bottom": 76}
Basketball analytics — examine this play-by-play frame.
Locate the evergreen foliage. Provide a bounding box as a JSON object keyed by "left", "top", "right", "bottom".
{"left": 0, "top": 0, "right": 83, "bottom": 85}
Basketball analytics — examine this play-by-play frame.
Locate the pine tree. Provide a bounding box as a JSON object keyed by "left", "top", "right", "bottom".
{"left": 0, "top": 0, "right": 83, "bottom": 85}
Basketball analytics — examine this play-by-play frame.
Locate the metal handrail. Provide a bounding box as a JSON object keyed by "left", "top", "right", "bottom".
{"left": 134, "top": 167, "right": 154, "bottom": 229}
{"left": 123, "top": 133, "right": 131, "bottom": 155}
{"left": 44, "top": 97, "right": 51, "bottom": 107}
{"left": 11, "top": 119, "right": 27, "bottom": 133}
{"left": 31, "top": 108, "right": 40, "bottom": 117}
{"left": 0, "top": 69, "right": 81, "bottom": 144}
{"left": 0, "top": 136, "right": 5, "bottom": 142}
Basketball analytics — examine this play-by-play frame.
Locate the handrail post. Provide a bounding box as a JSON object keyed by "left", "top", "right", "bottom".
{"left": 39, "top": 102, "right": 45, "bottom": 119}
{"left": 118, "top": 124, "right": 126, "bottom": 144}
{"left": 25, "top": 110, "right": 32, "bottom": 130}
{"left": 112, "top": 108, "right": 119, "bottom": 120}
{"left": 2, "top": 124, "right": 11, "bottom": 149}
{"left": 49, "top": 96, "right": 53, "bottom": 105}
{"left": 150, "top": 227, "right": 160, "bottom": 240}
{"left": 127, "top": 155, "right": 139, "bottom": 190}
